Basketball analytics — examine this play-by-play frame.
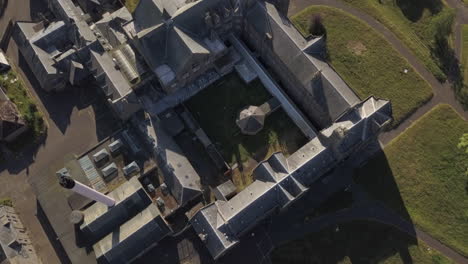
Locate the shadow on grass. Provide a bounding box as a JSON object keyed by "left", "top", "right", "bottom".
{"left": 431, "top": 35, "right": 468, "bottom": 109}
{"left": 396, "top": 0, "right": 443, "bottom": 22}
{"left": 269, "top": 148, "right": 417, "bottom": 264}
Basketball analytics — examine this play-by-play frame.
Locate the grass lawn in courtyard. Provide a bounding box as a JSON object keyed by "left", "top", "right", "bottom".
{"left": 272, "top": 220, "right": 454, "bottom": 264}
{"left": 355, "top": 104, "right": 468, "bottom": 256}
{"left": 0, "top": 70, "right": 45, "bottom": 150}
{"left": 186, "top": 73, "right": 307, "bottom": 189}
{"left": 292, "top": 6, "right": 433, "bottom": 127}
{"left": 341, "top": 0, "right": 455, "bottom": 82}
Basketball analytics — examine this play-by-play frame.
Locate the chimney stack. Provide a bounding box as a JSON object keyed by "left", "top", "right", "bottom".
{"left": 59, "top": 175, "right": 116, "bottom": 207}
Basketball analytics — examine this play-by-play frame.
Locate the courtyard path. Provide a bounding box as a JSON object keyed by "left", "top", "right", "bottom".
{"left": 288, "top": 0, "right": 467, "bottom": 146}
{"left": 286, "top": 0, "right": 468, "bottom": 263}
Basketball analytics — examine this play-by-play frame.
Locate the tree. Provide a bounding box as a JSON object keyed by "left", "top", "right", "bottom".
{"left": 458, "top": 133, "right": 468, "bottom": 176}
{"left": 458, "top": 133, "right": 468, "bottom": 153}
{"left": 309, "top": 14, "right": 326, "bottom": 37}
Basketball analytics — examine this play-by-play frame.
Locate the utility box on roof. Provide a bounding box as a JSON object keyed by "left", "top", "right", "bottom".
{"left": 101, "top": 162, "right": 117, "bottom": 180}
{"left": 123, "top": 161, "right": 140, "bottom": 176}
{"left": 93, "top": 149, "right": 109, "bottom": 164}
{"left": 108, "top": 139, "right": 123, "bottom": 155}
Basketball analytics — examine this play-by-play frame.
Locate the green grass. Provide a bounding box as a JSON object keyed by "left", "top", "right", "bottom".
{"left": 355, "top": 104, "right": 468, "bottom": 256}
{"left": 125, "top": 0, "right": 140, "bottom": 12}
{"left": 292, "top": 6, "right": 433, "bottom": 127}
{"left": 0, "top": 70, "right": 45, "bottom": 149}
{"left": 186, "top": 73, "right": 307, "bottom": 166}
{"left": 341, "top": 0, "right": 455, "bottom": 82}
{"left": 462, "top": 25, "right": 468, "bottom": 83}
{"left": 0, "top": 198, "right": 12, "bottom": 207}
{"left": 460, "top": 25, "right": 468, "bottom": 103}
{"left": 272, "top": 220, "right": 454, "bottom": 264}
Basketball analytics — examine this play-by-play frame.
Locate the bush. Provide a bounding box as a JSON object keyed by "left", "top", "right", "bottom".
{"left": 309, "top": 14, "right": 326, "bottom": 36}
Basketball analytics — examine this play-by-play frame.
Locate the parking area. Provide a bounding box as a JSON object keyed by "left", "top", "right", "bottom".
{"left": 0, "top": 0, "right": 121, "bottom": 263}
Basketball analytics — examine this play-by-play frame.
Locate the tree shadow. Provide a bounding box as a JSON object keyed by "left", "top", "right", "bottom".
{"left": 0, "top": 0, "right": 8, "bottom": 20}
{"left": 395, "top": 0, "right": 443, "bottom": 22}
{"left": 430, "top": 34, "right": 468, "bottom": 108}
{"left": 268, "top": 147, "right": 418, "bottom": 264}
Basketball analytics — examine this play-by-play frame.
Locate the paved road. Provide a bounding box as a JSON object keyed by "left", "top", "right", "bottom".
{"left": 288, "top": 0, "right": 468, "bottom": 263}
{"left": 288, "top": 0, "right": 467, "bottom": 146}
{"left": 0, "top": 0, "right": 117, "bottom": 263}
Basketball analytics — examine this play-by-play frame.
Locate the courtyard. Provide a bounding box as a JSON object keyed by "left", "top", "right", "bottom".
{"left": 186, "top": 72, "right": 307, "bottom": 189}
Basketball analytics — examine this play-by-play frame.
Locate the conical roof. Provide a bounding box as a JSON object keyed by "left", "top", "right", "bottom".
{"left": 236, "top": 105, "right": 265, "bottom": 135}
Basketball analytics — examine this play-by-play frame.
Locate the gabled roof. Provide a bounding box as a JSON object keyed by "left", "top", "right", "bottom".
{"left": 133, "top": 0, "right": 164, "bottom": 30}
{"left": 133, "top": 0, "right": 232, "bottom": 76}
{"left": 136, "top": 24, "right": 211, "bottom": 75}
{"left": 246, "top": 2, "right": 360, "bottom": 127}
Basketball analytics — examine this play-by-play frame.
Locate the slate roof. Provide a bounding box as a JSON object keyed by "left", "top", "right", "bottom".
{"left": 0, "top": 206, "right": 40, "bottom": 264}
{"left": 191, "top": 97, "right": 391, "bottom": 260}
{"left": 137, "top": 117, "right": 202, "bottom": 207}
{"left": 132, "top": 0, "right": 231, "bottom": 76}
{"left": 93, "top": 204, "right": 171, "bottom": 264}
{"left": 80, "top": 177, "right": 152, "bottom": 242}
{"left": 246, "top": 1, "right": 360, "bottom": 127}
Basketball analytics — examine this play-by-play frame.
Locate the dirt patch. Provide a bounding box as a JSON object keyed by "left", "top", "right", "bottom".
{"left": 347, "top": 40, "right": 367, "bottom": 55}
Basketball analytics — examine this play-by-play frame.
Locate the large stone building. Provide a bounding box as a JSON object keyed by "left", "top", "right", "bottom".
{"left": 19, "top": 0, "right": 393, "bottom": 263}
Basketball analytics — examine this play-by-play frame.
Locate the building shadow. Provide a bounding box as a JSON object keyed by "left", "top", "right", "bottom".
{"left": 36, "top": 200, "right": 72, "bottom": 264}
{"left": 17, "top": 51, "right": 94, "bottom": 134}
{"left": 395, "top": 0, "right": 443, "bottom": 22}
{"left": 0, "top": 0, "right": 8, "bottom": 20}
{"left": 29, "top": 0, "right": 48, "bottom": 21}
{"left": 268, "top": 147, "right": 417, "bottom": 264}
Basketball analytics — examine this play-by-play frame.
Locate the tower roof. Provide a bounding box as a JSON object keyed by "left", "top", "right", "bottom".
{"left": 236, "top": 105, "right": 265, "bottom": 135}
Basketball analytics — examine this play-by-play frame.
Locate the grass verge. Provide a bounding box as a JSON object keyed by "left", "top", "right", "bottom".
{"left": 355, "top": 104, "right": 468, "bottom": 256}
{"left": 342, "top": 0, "right": 455, "bottom": 82}
{"left": 292, "top": 6, "right": 433, "bottom": 127}
{"left": 272, "top": 220, "right": 454, "bottom": 264}
{"left": 0, "top": 70, "right": 46, "bottom": 150}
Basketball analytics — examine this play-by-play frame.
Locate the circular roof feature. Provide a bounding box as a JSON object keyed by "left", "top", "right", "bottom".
{"left": 236, "top": 105, "right": 265, "bottom": 135}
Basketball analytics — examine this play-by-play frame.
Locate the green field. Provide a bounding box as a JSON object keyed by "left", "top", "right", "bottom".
{"left": 355, "top": 104, "right": 468, "bottom": 256}
{"left": 0, "top": 70, "right": 45, "bottom": 149}
{"left": 272, "top": 220, "right": 453, "bottom": 264}
{"left": 186, "top": 73, "right": 307, "bottom": 166}
{"left": 292, "top": 6, "right": 433, "bottom": 127}
{"left": 342, "top": 0, "right": 455, "bottom": 82}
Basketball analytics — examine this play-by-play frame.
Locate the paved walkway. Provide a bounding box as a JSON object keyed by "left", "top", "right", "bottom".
{"left": 288, "top": 0, "right": 467, "bottom": 145}
{"left": 288, "top": 0, "right": 468, "bottom": 262}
